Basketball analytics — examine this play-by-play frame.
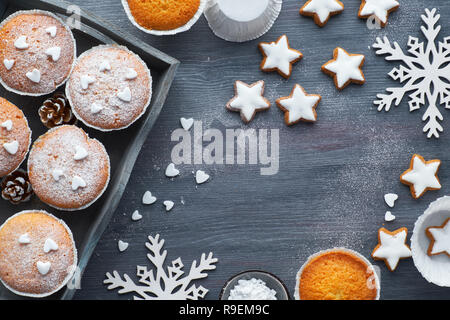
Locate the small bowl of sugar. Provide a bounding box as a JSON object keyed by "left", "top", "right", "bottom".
{"left": 219, "top": 270, "right": 290, "bottom": 300}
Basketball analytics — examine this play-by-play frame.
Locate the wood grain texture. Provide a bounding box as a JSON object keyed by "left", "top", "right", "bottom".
{"left": 72, "top": 0, "right": 450, "bottom": 300}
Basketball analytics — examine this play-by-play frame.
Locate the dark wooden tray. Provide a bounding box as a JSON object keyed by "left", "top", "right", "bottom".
{"left": 0, "top": 0, "right": 179, "bottom": 299}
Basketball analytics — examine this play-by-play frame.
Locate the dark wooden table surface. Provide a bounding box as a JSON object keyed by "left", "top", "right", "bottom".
{"left": 72, "top": 0, "right": 450, "bottom": 300}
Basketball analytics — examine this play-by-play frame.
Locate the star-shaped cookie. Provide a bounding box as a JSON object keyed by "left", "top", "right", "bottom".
{"left": 426, "top": 218, "right": 450, "bottom": 257}
{"left": 372, "top": 227, "right": 412, "bottom": 271}
{"left": 259, "top": 35, "right": 303, "bottom": 79}
{"left": 358, "top": 0, "right": 399, "bottom": 27}
{"left": 300, "top": 0, "right": 344, "bottom": 27}
{"left": 226, "top": 80, "right": 270, "bottom": 123}
{"left": 276, "top": 84, "right": 321, "bottom": 126}
{"left": 400, "top": 154, "right": 441, "bottom": 199}
{"left": 321, "top": 47, "right": 365, "bottom": 90}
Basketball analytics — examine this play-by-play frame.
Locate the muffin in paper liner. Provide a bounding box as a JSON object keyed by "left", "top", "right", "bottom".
{"left": 294, "top": 247, "right": 381, "bottom": 300}
{"left": 204, "top": 0, "right": 282, "bottom": 43}
{"left": 412, "top": 196, "right": 450, "bottom": 287}
{"left": 121, "top": 0, "right": 208, "bottom": 36}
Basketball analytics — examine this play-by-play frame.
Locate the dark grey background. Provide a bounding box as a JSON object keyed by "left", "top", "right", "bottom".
{"left": 71, "top": 0, "right": 450, "bottom": 300}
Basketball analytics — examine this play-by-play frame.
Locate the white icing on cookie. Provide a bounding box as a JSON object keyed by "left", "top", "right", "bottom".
{"left": 45, "top": 46, "right": 61, "bottom": 62}
{"left": 384, "top": 211, "right": 396, "bottom": 222}
{"left": 401, "top": 155, "right": 441, "bottom": 198}
{"left": 99, "top": 60, "right": 111, "bottom": 72}
{"left": 427, "top": 221, "right": 450, "bottom": 256}
{"left": 26, "top": 69, "right": 41, "bottom": 83}
{"left": 3, "top": 59, "right": 14, "bottom": 70}
{"left": 18, "top": 233, "right": 31, "bottom": 244}
{"left": 125, "top": 68, "right": 138, "bottom": 80}
{"left": 277, "top": 85, "right": 320, "bottom": 124}
{"left": 71, "top": 176, "right": 86, "bottom": 190}
{"left": 165, "top": 163, "right": 180, "bottom": 178}
{"left": 373, "top": 229, "right": 411, "bottom": 271}
{"left": 359, "top": 0, "right": 399, "bottom": 24}
{"left": 142, "top": 191, "right": 157, "bottom": 204}
{"left": 163, "top": 200, "right": 174, "bottom": 212}
{"left": 43, "top": 238, "right": 59, "bottom": 253}
{"left": 90, "top": 102, "right": 103, "bottom": 114}
{"left": 323, "top": 48, "right": 364, "bottom": 89}
{"left": 227, "top": 81, "right": 270, "bottom": 123}
{"left": 131, "top": 210, "right": 142, "bottom": 221}
{"left": 180, "top": 117, "right": 194, "bottom": 131}
{"left": 51, "top": 169, "right": 64, "bottom": 181}
{"left": 259, "top": 35, "right": 302, "bottom": 77}
{"left": 45, "top": 26, "right": 57, "bottom": 37}
{"left": 1, "top": 120, "right": 13, "bottom": 131}
{"left": 14, "top": 35, "right": 28, "bottom": 49}
{"left": 74, "top": 145, "right": 88, "bottom": 160}
{"left": 3, "top": 140, "right": 18, "bottom": 155}
{"left": 80, "top": 75, "right": 95, "bottom": 90}
{"left": 384, "top": 193, "right": 398, "bottom": 208}
{"left": 117, "top": 87, "right": 132, "bottom": 102}
{"left": 37, "top": 261, "right": 51, "bottom": 275}
{"left": 301, "top": 0, "right": 344, "bottom": 24}
{"left": 118, "top": 240, "right": 129, "bottom": 252}
{"left": 196, "top": 170, "right": 210, "bottom": 184}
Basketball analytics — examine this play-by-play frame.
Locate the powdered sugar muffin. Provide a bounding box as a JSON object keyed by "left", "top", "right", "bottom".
{"left": 0, "top": 210, "right": 77, "bottom": 297}
{"left": 0, "top": 97, "right": 32, "bottom": 177}
{"left": 0, "top": 10, "right": 76, "bottom": 96}
{"left": 28, "top": 125, "right": 110, "bottom": 211}
{"left": 66, "top": 45, "right": 152, "bottom": 131}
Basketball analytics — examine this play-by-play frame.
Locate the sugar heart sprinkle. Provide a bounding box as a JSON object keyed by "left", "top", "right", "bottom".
{"left": 385, "top": 211, "right": 396, "bottom": 222}
{"left": 142, "top": 191, "right": 157, "bottom": 205}
{"left": 131, "top": 210, "right": 142, "bottom": 221}
{"left": 74, "top": 145, "right": 88, "bottom": 160}
{"left": 51, "top": 169, "right": 64, "bottom": 181}
{"left": 45, "top": 26, "right": 57, "bottom": 37}
{"left": 3, "top": 140, "right": 18, "bottom": 155}
{"left": 165, "top": 163, "right": 180, "bottom": 178}
{"left": 18, "top": 233, "right": 31, "bottom": 244}
{"left": 163, "top": 200, "right": 174, "bottom": 212}
{"left": 45, "top": 46, "right": 61, "bottom": 62}
{"left": 26, "top": 69, "right": 41, "bottom": 83}
{"left": 72, "top": 176, "right": 86, "bottom": 190}
{"left": 180, "top": 118, "right": 194, "bottom": 131}
{"left": 43, "top": 238, "right": 59, "bottom": 253}
{"left": 1, "top": 120, "right": 12, "bottom": 131}
{"left": 37, "top": 261, "right": 51, "bottom": 275}
{"left": 118, "top": 240, "right": 129, "bottom": 252}
{"left": 14, "top": 35, "right": 28, "bottom": 49}
{"left": 3, "top": 59, "right": 14, "bottom": 70}
{"left": 117, "top": 87, "right": 132, "bottom": 102}
{"left": 195, "top": 170, "right": 210, "bottom": 184}
{"left": 384, "top": 193, "right": 398, "bottom": 208}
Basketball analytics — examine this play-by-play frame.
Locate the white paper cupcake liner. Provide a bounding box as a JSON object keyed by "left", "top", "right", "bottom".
{"left": 121, "top": 0, "right": 207, "bottom": 36}
{"left": 0, "top": 210, "right": 78, "bottom": 298}
{"left": 204, "top": 0, "right": 282, "bottom": 42}
{"left": 0, "top": 10, "right": 76, "bottom": 97}
{"left": 412, "top": 196, "right": 450, "bottom": 287}
{"left": 294, "top": 247, "right": 381, "bottom": 300}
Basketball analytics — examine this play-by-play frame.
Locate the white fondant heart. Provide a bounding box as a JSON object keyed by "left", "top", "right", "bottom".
{"left": 195, "top": 170, "right": 210, "bottom": 184}
{"left": 26, "top": 69, "right": 41, "bottom": 83}
{"left": 131, "top": 210, "right": 142, "bottom": 221}
{"left": 18, "top": 233, "right": 31, "bottom": 244}
{"left": 118, "top": 240, "right": 129, "bottom": 252}
{"left": 72, "top": 176, "right": 86, "bottom": 190}
{"left": 37, "top": 261, "right": 51, "bottom": 275}
{"left": 14, "top": 35, "right": 28, "bottom": 49}
{"left": 45, "top": 26, "right": 57, "bottom": 37}
{"left": 165, "top": 163, "right": 180, "bottom": 178}
{"left": 117, "top": 87, "right": 131, "bottom": 102}
{"left": 80, "top": 75, "right": 95, "bottom": 90}
{"left": 45, "top": 46, "right": 61, "bottom": 61}
{"left": 125, "top": 68, "right": 137, "bottom": 80}
{"left": 142, "top": 191, "right": 157, "bottom": 205}
{"left": 43, "top": 238, "right": 59, "bottom": 253}
{"left": 385, "top": 211, "right": 396, "bottom": 222}
{"left": 384, "top": 193, "right": 398, "bottom": 208}
{"left": 3, "top": 59, "right": 14, "bottom": 70}
{"left": 1, "top": 120, "right": 12, "bottom": 131}
{"left": 163, "top": 200, "right": 174, "bottom": 212}
{"left": 180, "top": 118, "right": 194, "bottom": 131}
{"left": 74, "top": 145, "right": 88, "bottom": 160}
{"left": 51, "top": 169, "right": 64, "bottom": 181}
{"left": 3, "top": 140, "right": 18, "bottom": 155}
{"left": 90, "top": 102, "right": 103, "bottom": 114}
{"left": 99, "top": 60, "right": 111, "bottom": 72}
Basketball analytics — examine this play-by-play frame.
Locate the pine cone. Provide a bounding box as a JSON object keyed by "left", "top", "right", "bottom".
{"left": 39, "top": 92, "right": 77, "bottom": 128}
{"left": 1, "top": 169, "right": 33, "bottom": 204}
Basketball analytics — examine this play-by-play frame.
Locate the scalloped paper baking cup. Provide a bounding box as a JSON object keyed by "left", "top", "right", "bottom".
{"left": 121, "top": 0, "right": 208, "bottom": 36}
{"left": 294, "top": 247, "right": 381, "bottom": 300}
{"left": 412, "top": 196, "right": 450, "bottom": 287}
{"left": 204, "top": 0, "right": 282, "bottom": 42}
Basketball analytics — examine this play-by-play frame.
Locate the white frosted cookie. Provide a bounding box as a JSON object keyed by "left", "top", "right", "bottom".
{"left": 426, "top": 218, "right": 450, "bottom": 257}
{"left": 400, "top": 154, "right": 441, "bottom": 199}
{"left": 300, "top": 0, "right": 344, "bottom": 27}
{"left": 372, "top": 227, "right": 412, "bottom": 271}
{"left": 322, "top": 47, "right": 365, "bottom": 90}
{"left": 358, "top": 0, "right": 399, "bottom": 27}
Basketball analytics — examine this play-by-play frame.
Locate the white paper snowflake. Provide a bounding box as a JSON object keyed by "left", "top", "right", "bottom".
{"left": 373, "top": 8, "right": 450, "bottom": 138}
{"left": 104, "top": 234, "right": 218, "bottom": 300}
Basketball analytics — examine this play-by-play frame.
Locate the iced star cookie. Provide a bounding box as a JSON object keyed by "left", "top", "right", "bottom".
{"left": 0, "top": 210, "right": 77, "bottom": 297}
{"left": 426, "top": 218, "right": 450, "bottom": 257}
{"left": 0, "top": 10, "right": 76, "bottom": 96}
{"left": 0, "top": 97, "right": 32, "bottom": 177}
{"left": 226, "top": 80, "right": 271, "bottom": 123}
{"left": 358, "top": 0, "right": 399, "bottom": 28}
{"left": 259, "top": 35, "right": 303, "bottom": 79}
{"left": 66, "top": 45, "right": 152, "bottom": 131}
{"left": 322, "top": 47, "right": 365, "bottom": 90}
{"left": 300, "top": 0, "right": 344, "bottom": 27}
{"left": 372, "top": 227, "right": 412, "bottom": 271}
{"left": 28, "top": 125, "right": 110, "bottom": 211}
{"left": 276, "top": 84, "right": 321, "bottom": 126}
{"left": 400, "top": 154, "right": 441, "bottom": 199}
